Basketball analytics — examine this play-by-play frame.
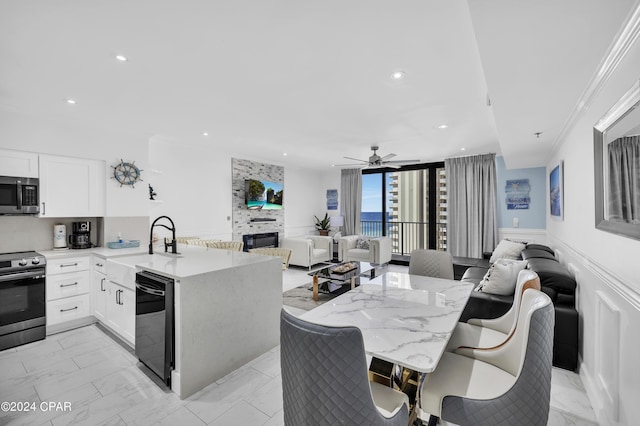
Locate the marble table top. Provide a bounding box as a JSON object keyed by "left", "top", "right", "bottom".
{"left": 300, "top": 272, "right": 474, "bottom": 373}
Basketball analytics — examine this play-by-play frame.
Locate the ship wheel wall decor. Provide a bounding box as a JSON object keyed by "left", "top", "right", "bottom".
{"left": 112, "top": 159, "right": 143, "bottom": 188}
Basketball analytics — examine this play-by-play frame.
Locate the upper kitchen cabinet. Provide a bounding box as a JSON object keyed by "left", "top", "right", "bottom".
{"left": 0, "top": 149, "right": 39, "bottom": 177}
{"left": 39, "top": 154, "right": 106, "bottom": 217}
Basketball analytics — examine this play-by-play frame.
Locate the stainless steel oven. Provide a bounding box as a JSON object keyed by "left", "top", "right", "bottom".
{"left": 0, "top": 252, "right": 46, "bottom": 351}
{"left": 0, "top": 176, "right": 39, "bottom": 215}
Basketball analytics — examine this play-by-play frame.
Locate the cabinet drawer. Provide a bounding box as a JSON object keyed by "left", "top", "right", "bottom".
{"left": 47, "top": 256, "right": 90, "bottom": 275}
{"left": 47, "top": 294, "right": 91, "bottom": 326}
{"left": 46, "top": 270, "right": 90, "bottom": 301}
{"left": 93, "top": 257, "right": 107, "bottom": 274}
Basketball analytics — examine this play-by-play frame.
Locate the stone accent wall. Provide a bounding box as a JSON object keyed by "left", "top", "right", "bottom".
{"left": 231, "top": 158, "right": 284, "bottom": 242}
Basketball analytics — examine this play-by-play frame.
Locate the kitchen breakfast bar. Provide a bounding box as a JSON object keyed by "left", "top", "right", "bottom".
{"left": 110, "top": 245, "right": 282, "bottom": 399}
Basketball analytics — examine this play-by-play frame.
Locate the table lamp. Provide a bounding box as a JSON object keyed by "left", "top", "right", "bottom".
{"left": 330, "top": 215, "right": 344, "bottom": 241}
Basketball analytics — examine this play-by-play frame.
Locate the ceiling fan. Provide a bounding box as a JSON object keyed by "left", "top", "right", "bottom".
{"left": 336, "top": 146, "right": 420, "bottom": 169}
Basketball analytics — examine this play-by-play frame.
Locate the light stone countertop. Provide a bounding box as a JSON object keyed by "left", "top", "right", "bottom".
{"left": 301, "top": 272, "right": 474, "bottom": 373}
{"left": 111, "top": 244, "right": 275, "bottom": 279}
{"left": 40, "top": 244, "right": 274, "bottom": 279}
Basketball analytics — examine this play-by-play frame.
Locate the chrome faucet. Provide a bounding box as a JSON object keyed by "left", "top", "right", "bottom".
{"left": 149, "top": 215, "right": 177, "bottom": 255}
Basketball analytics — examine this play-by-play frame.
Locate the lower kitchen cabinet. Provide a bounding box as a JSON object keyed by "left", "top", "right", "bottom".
{"left": 47, "top": 294, "right": 91, "bottom": 325}
{"left": 92, "top": 271, "right": 107, "bottom": 323}
{"left": 46, "top": 255, "right": 91, "bottom": 328}
{"left": 105, "top": 280, "right": 135, "bottom": 345}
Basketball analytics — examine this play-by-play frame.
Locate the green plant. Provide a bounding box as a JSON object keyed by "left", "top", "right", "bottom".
{"left": 314, "top": 213, "right": 331, "bottom": 231}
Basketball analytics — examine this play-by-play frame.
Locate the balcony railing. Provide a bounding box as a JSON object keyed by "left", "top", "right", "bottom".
{"left": 361, "top": 220, "right": 447, "bottom": 255}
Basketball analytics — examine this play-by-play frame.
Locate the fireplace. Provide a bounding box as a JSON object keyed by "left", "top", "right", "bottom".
{"left": 242, "top": 232, "right": 279, "bottom": 252}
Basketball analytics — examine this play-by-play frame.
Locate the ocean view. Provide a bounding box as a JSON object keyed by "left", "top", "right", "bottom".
{"left": 361, "top": 211, "right": 391, "bottom": 221}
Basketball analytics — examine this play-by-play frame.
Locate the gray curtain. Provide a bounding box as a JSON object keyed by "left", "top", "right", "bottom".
{"left": 608, "top": 136, "right": 640, "bottom": 224}
{"left": 445, "top": 153, "right": 498, "bottom": 258}
{"left": 340, "top": 168, "right": 362, "bottom": 236}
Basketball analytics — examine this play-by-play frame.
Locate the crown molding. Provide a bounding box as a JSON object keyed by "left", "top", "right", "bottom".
{"left": 549, "top": 1, "right": 640, "bottom": 157}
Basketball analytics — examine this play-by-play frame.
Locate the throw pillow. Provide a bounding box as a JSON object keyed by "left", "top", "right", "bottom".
{"left": 478, "top": 259, "right": 527, "bottom": 295}
{"left": 355, "top": 238, "right": 370, "bottom": 250}
{"left": 489, "top": 239, "right": 526, "bottom": 263}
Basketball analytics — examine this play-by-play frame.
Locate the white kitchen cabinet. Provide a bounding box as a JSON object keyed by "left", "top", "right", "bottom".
{"left": 105, "top": 280, "right": 135, "bottom": 345}
{"left": 0, "top": 149, "right": 39, "bottom": 177}
{"left": 92, "top": 257, "right": 107, "bottom": 323}
{"left": 46, "top": 255, "right": 92, "bottom": 327}
{"left": 47, "top": 295, "right": 91, "bottom": 325}
{"left": 39, "top": 154, "right": 106, "bottom": 217}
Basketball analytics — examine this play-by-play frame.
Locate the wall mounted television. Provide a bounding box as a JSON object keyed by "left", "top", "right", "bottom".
{"left": 245, "top": 179, "right": 284, "bottom": 210}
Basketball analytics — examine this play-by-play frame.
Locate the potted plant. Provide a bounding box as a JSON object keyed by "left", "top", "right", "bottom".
{"left": 314, "top": 213, "right": 331, "bottom": 236}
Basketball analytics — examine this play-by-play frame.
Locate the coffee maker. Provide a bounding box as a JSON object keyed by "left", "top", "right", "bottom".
{"left": 68, "top": 221, "right": 92, "bottom": 249}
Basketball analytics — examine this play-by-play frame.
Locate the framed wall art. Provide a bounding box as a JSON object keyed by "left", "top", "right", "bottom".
{"left": 549, "top": 161, "right": 564, "bottom": 220}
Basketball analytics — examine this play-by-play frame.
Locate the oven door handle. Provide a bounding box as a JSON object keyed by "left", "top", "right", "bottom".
{"left": 0, "top": 270, "right": 45, "bottom": 282}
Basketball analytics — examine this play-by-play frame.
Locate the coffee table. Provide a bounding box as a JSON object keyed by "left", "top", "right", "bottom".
{"left": 307, "top": 261, "right": 382, "bottom": 301}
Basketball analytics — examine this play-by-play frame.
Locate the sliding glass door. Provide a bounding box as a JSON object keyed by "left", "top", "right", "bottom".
{"left": 362, "top": 163, "right": 446, "bottom": 255}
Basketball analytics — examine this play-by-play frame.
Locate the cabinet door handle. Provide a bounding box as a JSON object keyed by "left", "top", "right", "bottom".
{"left": 95, "top": 263, "right": 103, "bottom": 267}
{"left": 60, "top": 306, "right": 78, "bottom": 312}
{"left": 60, "top": 282, "right": 78, "bottom": 288}
{"left": 42, "top": 202, "right": 45, "bottom": 215}
{"left": 60, "top": 263, "right": 78, "bottom": 268}
{"left": 100, "top": 278, "right": 105, "bottom": 291}
{"left": 116, "top": 289, "right": 122, "bottom": 305}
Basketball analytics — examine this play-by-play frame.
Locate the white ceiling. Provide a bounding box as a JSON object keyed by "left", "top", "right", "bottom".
{"left": 0, "top": 0, "right": 636, "bottom": 171}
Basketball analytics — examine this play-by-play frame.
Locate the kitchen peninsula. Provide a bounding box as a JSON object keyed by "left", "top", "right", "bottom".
{"left": 137, "top": 245, "right": 282, "bottom": 398}
{"left": 43, "top": 244, "right": 283, "bottom": 400}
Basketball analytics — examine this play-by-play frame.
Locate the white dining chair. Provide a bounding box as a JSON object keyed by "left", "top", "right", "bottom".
{"left": 419, "top": 288, "right": 554, "bottom": 426}
{"left": 445, "top": 269, "right": 541, "bottom": 353}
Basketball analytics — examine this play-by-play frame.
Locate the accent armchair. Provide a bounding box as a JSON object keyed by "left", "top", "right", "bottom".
{"left": 338, "top": 235, "right": 392, "bottom": 265}
{"left": 280, "top": 236, "right": 333, "bottom": 269}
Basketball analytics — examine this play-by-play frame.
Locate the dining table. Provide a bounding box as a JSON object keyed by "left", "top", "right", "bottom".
{"left": 300, "top": 271, "right": 475, "bottom": 373}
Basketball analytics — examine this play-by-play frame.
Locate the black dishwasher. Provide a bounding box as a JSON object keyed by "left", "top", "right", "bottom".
{"left": 135, "top": 270, "right": 174, "bottom": 386}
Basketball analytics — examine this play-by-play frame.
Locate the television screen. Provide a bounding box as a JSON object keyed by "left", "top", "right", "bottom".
{"left": 245, "top": 179, "right": 284, "bottom": 210}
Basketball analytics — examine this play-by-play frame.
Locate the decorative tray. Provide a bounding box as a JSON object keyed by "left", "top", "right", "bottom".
{"left": 107, "top": 240, "right": 141, "bottom": 249}
{"left": 331, "top": 262, "right": 358, "bottom": 274}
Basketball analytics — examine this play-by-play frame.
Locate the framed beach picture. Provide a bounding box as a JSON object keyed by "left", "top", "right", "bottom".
{"left": 549, "top": 161, "right": 564, "bottom": 220}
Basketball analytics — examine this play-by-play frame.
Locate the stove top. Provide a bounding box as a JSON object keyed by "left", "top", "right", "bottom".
{"left": 0, "top": 251, "right": 46, "bottom": 272}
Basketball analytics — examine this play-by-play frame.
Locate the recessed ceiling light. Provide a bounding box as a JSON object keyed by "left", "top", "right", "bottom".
{"left": 66, "top": 99, "right": 76, "bottom": 104}
{"left": 116, "top": 55, "right": 127, "bottom": 62}
{"left": 391, "top": 71, "right": 405, "bottom": 80}
{"left": 202, "top": 132, "right": 209, "bottom": 136}
{"left": 283, "top": 153, "right": 287, "bottom": 156}
{"left": 437, "top": 124, "right": 448, "bottom": 129}
{"left": 461, "top": 147, "right": 466, "bottom": 151}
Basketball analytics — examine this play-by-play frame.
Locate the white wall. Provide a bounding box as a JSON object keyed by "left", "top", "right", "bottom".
{"left": 148, "top": 136, "right": 329, "bottom": 240}
{"left": 547, "top": 29, "right": 640, "bottom": 425}
{"left": 0, "top": 109, "right": 149, "bottom": 217}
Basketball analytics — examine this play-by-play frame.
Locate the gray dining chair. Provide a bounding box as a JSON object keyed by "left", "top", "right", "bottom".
{"left": 408, "top": 249, "right": 454, "bottom": 279}
{"left": 419, "top": 289, "right": 554, "bottom": 426}
{"left": 280, "top": 308, "right": 409, "bottom": 426}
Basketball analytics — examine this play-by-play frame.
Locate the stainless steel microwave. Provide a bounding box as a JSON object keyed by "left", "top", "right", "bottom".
{"left": 0, "top": 176, "right": 39, "bottom": 215}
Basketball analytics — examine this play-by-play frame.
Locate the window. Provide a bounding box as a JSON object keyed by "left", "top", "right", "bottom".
{"left": 362, "top": 163, "right": 446, "bottom": 255}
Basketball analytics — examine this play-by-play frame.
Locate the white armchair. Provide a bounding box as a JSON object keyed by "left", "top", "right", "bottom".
{"left": 280, "top": 236, "right": 333, "bottom": 269}
{"left": 338, "top": 235, "right": 392, "bottom": 265}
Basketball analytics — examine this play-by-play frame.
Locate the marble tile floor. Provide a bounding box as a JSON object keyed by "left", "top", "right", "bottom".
{"left": 0, "top": 265, "right": 598, "bottom": 426}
